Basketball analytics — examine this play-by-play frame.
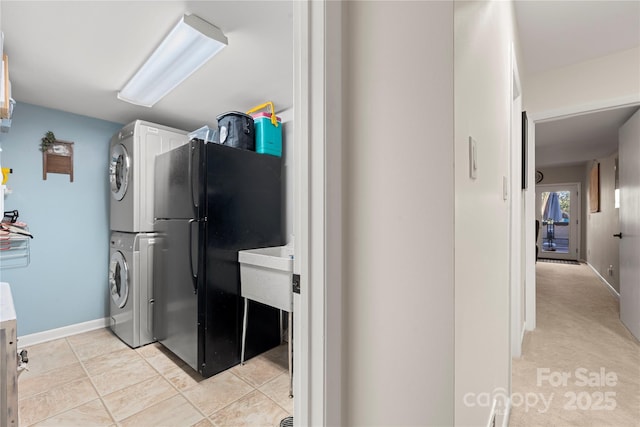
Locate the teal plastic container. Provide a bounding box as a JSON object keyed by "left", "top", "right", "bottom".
{"left": 253, "top": 112, "right": 282, "bottom": 157}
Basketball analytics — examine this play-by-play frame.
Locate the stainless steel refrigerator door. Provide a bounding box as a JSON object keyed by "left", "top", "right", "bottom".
{"left": 154, "top": 140, "right": 202, "bottom": 221}
{"left": 153, "top": 219, "right": 199, "bottom": 371}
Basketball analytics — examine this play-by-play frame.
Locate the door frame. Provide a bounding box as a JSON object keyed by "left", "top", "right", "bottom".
{"left": 535, "top": 183, "right": 581, "bottom": 260}
{"left": 509, "top": 43, "right": 524, "bottom": 359}
{"left": 524, "top": 94, "right": 640, "bottom": 332}
{"left": 293, "top": 1, "right": 343, "bottom": 425}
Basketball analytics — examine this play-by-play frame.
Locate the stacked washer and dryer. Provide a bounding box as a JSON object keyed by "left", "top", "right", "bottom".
{"left": 108, "top": 120, "right": 188, "bottom": 348}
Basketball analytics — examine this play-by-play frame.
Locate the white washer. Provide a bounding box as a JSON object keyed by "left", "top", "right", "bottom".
{"left": 109, "top": 120, "right": 188, "bottom": 233}
{"left": 109, "top": 231, "right": 157, "bottom": 348}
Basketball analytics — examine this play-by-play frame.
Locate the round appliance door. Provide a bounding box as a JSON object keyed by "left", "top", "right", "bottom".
{"left": 109, "top": 251, "right": 129, "bottom": 309}
{"left": 110, "top": 144, "right": 130, "bottom": 201}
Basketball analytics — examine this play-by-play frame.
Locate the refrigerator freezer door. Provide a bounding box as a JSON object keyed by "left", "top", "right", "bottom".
{"left": 153, "top": 219, "right": 199, "bottom": 371}
{"left": 154, "top": 140, "right": 203, "bottom": 221}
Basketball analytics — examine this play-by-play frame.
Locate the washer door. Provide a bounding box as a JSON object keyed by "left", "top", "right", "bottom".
{"left": 110, "top": 144, "right": 130, "bottom": 201}
{"left": 109, "top": 251, "right": 129, "bottom": 309}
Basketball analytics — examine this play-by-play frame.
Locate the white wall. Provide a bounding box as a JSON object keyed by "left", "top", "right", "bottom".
{"left": 278, "top": 108, "right": 294, "bottom": 245}
{"left": 343, "top": 2, "right": 454, "bottom": 425}
{"left": 1, "top": 103, "right": 122, "bottom": 335}
{"left": 454, "top": 1, "right": 515, "bottom": 424}
{"left": 525, "top": 47, "right": 640, "bottom": 114}
{"left": 585, "top": 153, "right": 620, "bottom": 292}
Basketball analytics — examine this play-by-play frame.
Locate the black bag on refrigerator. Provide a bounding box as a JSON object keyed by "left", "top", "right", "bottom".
{"left": 216, "top": 112, "right": 255, "bottom": 151}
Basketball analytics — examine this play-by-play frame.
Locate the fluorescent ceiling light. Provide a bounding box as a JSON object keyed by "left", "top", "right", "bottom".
{"left": 118, "top": 14, "right": 227, "bottom": 107}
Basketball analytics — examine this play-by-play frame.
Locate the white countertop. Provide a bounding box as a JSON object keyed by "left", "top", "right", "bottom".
{"left": 0, "top": 282, "right": 16, "bottom": 323}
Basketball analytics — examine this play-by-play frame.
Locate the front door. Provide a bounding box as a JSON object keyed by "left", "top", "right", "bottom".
{"left": 535, "top": 183, "right": 581, "bottom": 260}
{"left": 619, "top": 110, "right": 640, "bottom": 340}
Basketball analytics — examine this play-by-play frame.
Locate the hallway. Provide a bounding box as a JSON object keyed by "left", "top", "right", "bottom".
{"left": 510, "top": 262, "right": 640, "bottom": 426}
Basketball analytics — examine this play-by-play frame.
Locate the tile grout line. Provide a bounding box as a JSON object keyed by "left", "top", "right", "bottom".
{"left": 17, "top": 362, "right": 81, "bottom": 404}
{"left": 257, "top": 372, "right": 294, "bottom": 416}
{"left": 256, "top": 388, "right": 293, "bottom": 419}
{"left": 27, "top": 331, "right": 291, "bottom": 426}
{"left": 72, "top": 333, "right": 200, "bottom": 426}
{"left": 64, "top": 335, "right": 121, "bottom": 427}
{"left": 183, "top": 369, "right": 255, "bottom": 424}
{"left": 17, "top": 336, "right": 118, "bottom": 427}
{"left": 141, "top": 350, "right": 287, "bottom": 424}
{"left": 201, "top": 367, "right": 288, "bottom": 422}
{"left": 97, "top": 342, "right": 196, "bottom": 426}
{"left": 70, "top": 332, "right": 185, "bottom": 425}
{"left": 231, "top": 350, "right": 292, "bottom": 417}
{"left": 137, "top": 348, "right": 213, "bottom": 424}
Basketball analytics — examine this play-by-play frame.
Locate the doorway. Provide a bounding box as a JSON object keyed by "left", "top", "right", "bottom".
{"left": 535, "top": 183, "right": 581, "bottom": 260}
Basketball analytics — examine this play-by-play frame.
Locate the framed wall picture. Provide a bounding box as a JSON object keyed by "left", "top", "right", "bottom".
{"left": 43, "top": 140, "right": 74, "bottom": 182}
{"left": 589, "top": 162, "right": 599, "bottom": 212}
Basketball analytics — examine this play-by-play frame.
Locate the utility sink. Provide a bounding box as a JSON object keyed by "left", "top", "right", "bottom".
{"left": 238, "top": 246, "right": 293, "bottom": 312}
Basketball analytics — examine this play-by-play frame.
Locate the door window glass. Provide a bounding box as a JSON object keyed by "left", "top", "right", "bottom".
{"left": 540, "top": 190, "right": 570, "bottom": 254}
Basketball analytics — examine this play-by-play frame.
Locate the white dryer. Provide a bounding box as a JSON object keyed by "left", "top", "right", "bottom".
{"left": 109, "top": 231, "right": 157, "bottom": 348}
{"left": 110, "top": 120, "right": 188, "bottom": 233}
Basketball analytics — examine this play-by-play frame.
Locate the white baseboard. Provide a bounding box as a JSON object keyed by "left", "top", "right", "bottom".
{"left": 17, "top": 317, "right": 109, "bottom": 348}
{"left": 586, "top": 263, "right": 620, "bottom": 300}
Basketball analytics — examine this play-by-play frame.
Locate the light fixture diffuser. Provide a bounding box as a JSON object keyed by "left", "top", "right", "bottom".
{"left": 118, "top": 14, "right": 227, "bottom": 107}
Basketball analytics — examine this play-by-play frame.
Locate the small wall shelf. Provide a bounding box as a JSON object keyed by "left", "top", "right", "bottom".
{"left": 0, "top": 233, "right": 30, "bottom": 269}
{"left": 43, "top": 140, "right": 74, "bottom": 182}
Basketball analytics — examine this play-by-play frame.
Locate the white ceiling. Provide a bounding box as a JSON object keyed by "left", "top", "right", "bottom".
{"left": 1, "top": 1, "right": 293, "bottom": 132}
{"left": 1, "top": 1, "right": 638, "bottom": 166}
{"left": 514, "top": 0, "right": 640, "bottom": 168}
{"left": 535, "top": 105, "right": 640, "bottom": 168}
{"left": 514, "top": 0, "right": 640, "bottom": 75}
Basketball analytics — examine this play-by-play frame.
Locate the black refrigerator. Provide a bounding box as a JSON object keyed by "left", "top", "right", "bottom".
{"left": 153, "top": 139, "right": 283, "bottom": 378}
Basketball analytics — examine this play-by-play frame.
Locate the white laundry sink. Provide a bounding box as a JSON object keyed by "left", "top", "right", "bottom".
{"left": 239, "top": 246, "right": 293, "bottom": 312}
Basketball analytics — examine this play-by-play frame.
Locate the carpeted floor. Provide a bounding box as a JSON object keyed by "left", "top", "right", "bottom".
{"left": 510, "top": 262, "right": 640, "bottom": 426}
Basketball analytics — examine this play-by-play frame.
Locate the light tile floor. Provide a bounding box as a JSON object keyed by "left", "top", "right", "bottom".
{"left": 18, "top": 328, "right": 293, "bottom": 426}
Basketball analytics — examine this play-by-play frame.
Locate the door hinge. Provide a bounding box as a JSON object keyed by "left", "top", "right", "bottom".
{"left": 292, "top": 274, "right": 301, "bottom": 294}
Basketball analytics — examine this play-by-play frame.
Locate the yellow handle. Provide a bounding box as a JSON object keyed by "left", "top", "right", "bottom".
{"left": 246, "top": 101, "right": 279, "bottom": 128}
{"left": 1, "top": 167, "right": 11, "bottom": 185}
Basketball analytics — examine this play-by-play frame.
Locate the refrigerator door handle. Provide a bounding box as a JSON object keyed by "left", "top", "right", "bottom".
{"left": 188, "top": 219, "right": 198, "bottom": 295}
{"left": 190, "top": 143, "right": 199, "bottom": 213}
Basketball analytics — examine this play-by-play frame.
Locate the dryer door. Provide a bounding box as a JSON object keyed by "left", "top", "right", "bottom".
{"left": 109, "top": 251, "right": 129, "bottom": 308}
{"left": 110, "top": 144, "right": 130, "bottom": 201}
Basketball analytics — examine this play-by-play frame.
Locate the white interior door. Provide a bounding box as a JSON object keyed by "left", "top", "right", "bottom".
{"left": 535, "top": 183, "right": 581, "bottom": 260}
{"left": 619, "top": 110, "right": 640, "bottom": 340}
